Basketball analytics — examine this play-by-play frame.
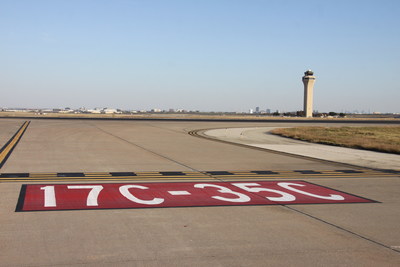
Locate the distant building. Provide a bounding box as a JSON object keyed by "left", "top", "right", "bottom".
{"left": 59, "top": 108, "right": 74, "bottom": 113}
{"left": 103, "top": 108, "right": 119, "bottom": 114}
{"left": 255, "top": 107, "right": 260, "bottom": 113}
{"left": 87, "top": 107, "right": 106, "bottom": 114}
{"left": 249, "top": 109, "right": 254, "bottom": 114}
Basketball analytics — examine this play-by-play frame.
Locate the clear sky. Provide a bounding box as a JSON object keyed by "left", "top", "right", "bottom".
{"left": 1, "top": 0, "right": 399, "bottom": 113}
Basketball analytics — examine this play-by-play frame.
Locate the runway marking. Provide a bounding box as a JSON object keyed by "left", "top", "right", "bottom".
{"left": 16, "top": 180, "right": 376, "bottom": 212}
{"left": 0, "top": 169, "right": 399, "bottom": 182}
{"left": 168, "top": 190, "right": 191, "bottom": 195}
{"left": 294, "top": 170, "right": 323, "bottom": 174}
{"left": 0, "top": 121, "right": 30, "bottom": 169}
{"left": 251, "top": 171, "right": 279, "bottom": 175}
{"left": 206, "top": 171, "right": 234, "bottom": 176}
{"left": 110, "top": 172, "right": 136, "bottom": 176}
{"left": 57, "top": 172, "right": 85, "bottom": 177}
{"left": 160, "top": 171, "right": 186, "bottom": 176}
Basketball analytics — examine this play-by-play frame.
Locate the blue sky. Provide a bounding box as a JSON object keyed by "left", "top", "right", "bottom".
{"left": 1, "top": 0, "right": 399, "bottom": 113}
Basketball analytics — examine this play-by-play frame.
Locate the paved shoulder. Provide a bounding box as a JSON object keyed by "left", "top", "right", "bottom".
{"left": 204, "top": 127, "right": 400, "bottom": 170}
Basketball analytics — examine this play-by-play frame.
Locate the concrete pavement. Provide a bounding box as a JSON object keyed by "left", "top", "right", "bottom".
{"left": 0, "top": 119, "right": 23, "bottom": 147}
{"left": 0, "top": 119, "right": 399, "bottom": 266}
{"left": 204, "top": 127, "right": 400, "bottom": 170}
{"left": 1, "top": 120, "right": 345, "bottom": 173}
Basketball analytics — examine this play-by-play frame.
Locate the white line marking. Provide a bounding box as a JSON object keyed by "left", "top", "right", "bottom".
{"left": 168, "top": 191, "right": 191, "bottom": 196}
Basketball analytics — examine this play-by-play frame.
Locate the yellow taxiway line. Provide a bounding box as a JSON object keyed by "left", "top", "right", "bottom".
{"left": 0, "top": 121, "right": 30, "bottom": 168}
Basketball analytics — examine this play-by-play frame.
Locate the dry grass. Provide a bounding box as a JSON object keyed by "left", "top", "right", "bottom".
{"left": 271, "top": 126, "right": 400, "bottom": 154}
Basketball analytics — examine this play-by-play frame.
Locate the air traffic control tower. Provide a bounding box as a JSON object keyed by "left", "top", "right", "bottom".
{"left": 302, "top": 70, "right": 316, "bottom": 118}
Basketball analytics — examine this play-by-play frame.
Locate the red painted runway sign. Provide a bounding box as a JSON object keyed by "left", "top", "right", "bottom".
{"left": 16, "top": 181, "right": 376, "bottom": 212}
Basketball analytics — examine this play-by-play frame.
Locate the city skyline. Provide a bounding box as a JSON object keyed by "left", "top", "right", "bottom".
{"left": 2, "top": 105, "right": 397, "bottom": 116}
{"left": 1, "top": 1, "right": 399, "bottom": 113}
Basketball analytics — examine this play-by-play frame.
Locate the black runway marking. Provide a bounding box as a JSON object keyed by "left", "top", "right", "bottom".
{"left": 294, "top": 170, "right": 323, "bottom": 174}
{"left": 251, "top": 170, "right": 279, "bottom": 175}
{"left": 110, "top": 172, "right": 137, "bottom": 176}
{"left": 15, "top": 184, "right": 27, "bottom": 212}
{"left": 0, "top": 173, "right": 29, "bottom": 178}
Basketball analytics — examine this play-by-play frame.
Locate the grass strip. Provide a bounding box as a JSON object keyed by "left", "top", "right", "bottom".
{"left": 271, "top": 126, "right": 400, "bottom": 154}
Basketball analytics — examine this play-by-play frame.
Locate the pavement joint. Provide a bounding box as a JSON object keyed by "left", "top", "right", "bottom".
{"left": 284, "top": 205, "right": 400, "bottom": 254}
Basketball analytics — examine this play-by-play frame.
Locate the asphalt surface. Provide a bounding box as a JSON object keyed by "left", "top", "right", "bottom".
{"left": 0, "top": 118, "right": 399, "bottom": 266}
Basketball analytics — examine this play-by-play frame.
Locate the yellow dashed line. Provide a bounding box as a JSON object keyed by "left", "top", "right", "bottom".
{"left": 0, "top": 176, "right": 217, "bottom": 183}
{"left": 29, "top": 173, "right": 57, "bottom": 177}
{"left": 0, "top": 169, "right": 398, "bottom": 183}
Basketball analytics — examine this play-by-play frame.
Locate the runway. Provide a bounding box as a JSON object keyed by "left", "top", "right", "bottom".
{"left": 0, "top": 118, "right": 399, "bottom": 266}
